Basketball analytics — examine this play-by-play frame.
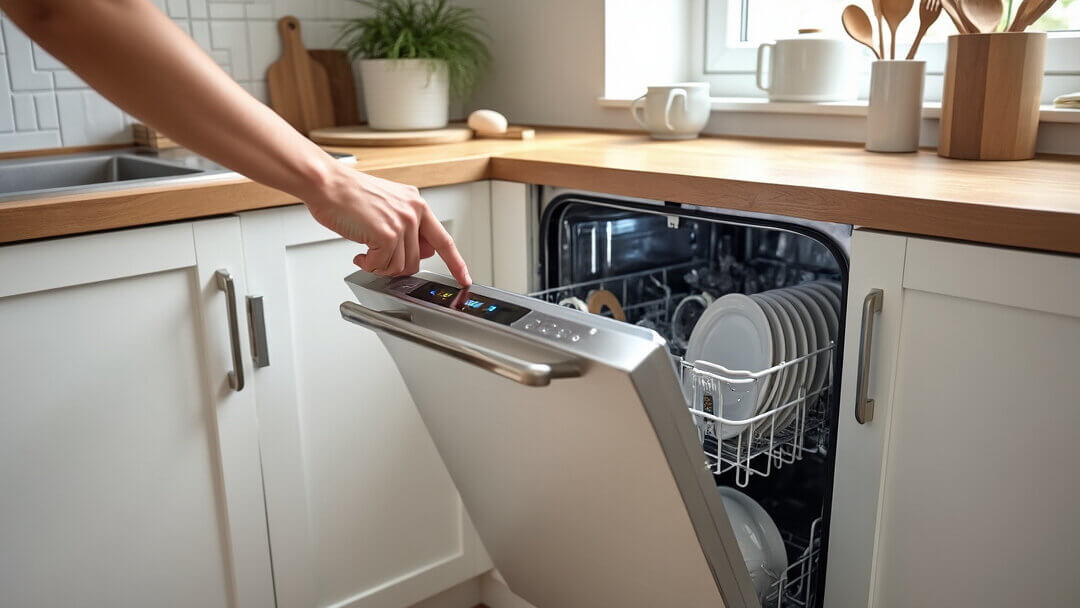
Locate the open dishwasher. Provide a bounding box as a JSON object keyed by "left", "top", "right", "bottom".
{"left": 341, "top": 193, "right": 849, "bottom": 608}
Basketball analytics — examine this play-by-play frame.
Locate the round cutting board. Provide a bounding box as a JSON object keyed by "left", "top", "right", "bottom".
{"left": 309, "top": 126, "right": 473, "bottom": 147}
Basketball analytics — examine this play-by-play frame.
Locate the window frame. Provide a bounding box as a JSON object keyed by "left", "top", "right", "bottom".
{"left": 695, "top": 0, "right": 1080, "bottom": 103}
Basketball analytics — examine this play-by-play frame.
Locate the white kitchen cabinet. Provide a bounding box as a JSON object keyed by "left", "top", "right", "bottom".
{"left": 239, "top": 182, "right": 493, "bottom": 608}
{"left": 826, "top": 230, "right": 1080, "bottom": 608}
{"left": 0, "top": 219, "right": 273, "bottom": 607}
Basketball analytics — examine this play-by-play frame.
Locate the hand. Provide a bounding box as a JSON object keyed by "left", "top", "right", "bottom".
{"left": 304, "top": 166, "right": 471, "bottom": 286}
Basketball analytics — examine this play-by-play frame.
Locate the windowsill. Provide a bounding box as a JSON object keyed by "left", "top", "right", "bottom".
{"left": 597, "top": 96, "right": 1080, "bottom": 124}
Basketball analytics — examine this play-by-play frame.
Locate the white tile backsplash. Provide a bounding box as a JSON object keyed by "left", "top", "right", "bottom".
{"left": 0, "top": 1, "right": 367, "bottom": 152}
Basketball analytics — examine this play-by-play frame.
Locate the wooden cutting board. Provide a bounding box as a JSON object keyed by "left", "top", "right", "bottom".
{"left": 267, "top": 16, "right": 335, "bottom": 134}
{"left": 309, "top": 126, "right": 473, "bottom": 147}
{"left": 308, "top": 49, "right": 359, "bottom": 126}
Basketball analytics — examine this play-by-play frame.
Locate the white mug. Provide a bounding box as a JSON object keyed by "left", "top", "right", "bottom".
{"left": 866, "top": 60, "right": 926, "bottom": 153}
{"left": 756, "top": 30, "right": 858, "bottom": 102}
{"left": 631, "top": 83, "right": 710, "bottom": 140}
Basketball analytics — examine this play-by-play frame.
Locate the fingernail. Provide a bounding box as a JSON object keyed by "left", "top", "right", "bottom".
{"left": 464, "top": 272, "right": 472, "bottom": 285}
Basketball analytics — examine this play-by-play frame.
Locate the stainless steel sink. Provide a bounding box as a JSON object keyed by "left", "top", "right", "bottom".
{"left": 0, "top": 155, "right": 202, "bottom": 194}
{"left": 0, "top": 148, "right": 355, "bottom": 202}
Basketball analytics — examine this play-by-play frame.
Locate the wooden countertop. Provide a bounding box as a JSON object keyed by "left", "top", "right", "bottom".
{"left": 2, "top": 128, "right": 1078, "bottom": 255}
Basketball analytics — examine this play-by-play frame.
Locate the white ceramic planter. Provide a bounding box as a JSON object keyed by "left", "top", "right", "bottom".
{"left": 359, "top": 58, "right": 449, "bottom": 130}
{"left": 866, "top": 60, "right": 926, "bottom": 153}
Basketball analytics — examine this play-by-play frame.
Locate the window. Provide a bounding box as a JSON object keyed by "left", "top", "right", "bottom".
{"left": 697, "top": 0, "right": 1080, "bottom": 102}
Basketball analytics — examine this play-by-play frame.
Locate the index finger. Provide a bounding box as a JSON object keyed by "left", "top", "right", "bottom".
{"left": 419, "top": 206, "right": 471, "bottom": 286}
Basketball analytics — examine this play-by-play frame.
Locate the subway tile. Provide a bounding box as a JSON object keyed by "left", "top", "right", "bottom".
{"left": 190, "top": 0, "right": 209, "bottom": 19}
{"left": 12, "top": 93, "right": 35, "bottom": 131}
{"left": 211, "top": 21, "right": 250, "bottom": 80}
{"left": 31, "top": 43, "right": 64, "bottom": 71}
{"left": 33, "top": 92, "right": 58, "bottom": 129}
{"left": 191, "top": 20, "right": 213, "bottom": 51}
{"left": 53, "top": 70, "right": 86, "bottom": 89}
{"left": 0, "top": 130, "right": 60, "bottom": 152}
{"left": 166, "top": 0, "right": 189, "bottom": 18}
{"left": 0, "top": 61, "right": 14, "bottom": 132}
{"left": 2, "top": 18, "right": 53, "bottom": 90}
{"left": 56, "top": 90, "right": 129, "bottom": 146}
{"left": 245, "top": 2, "right": 274, "bottom": 19}
{"left": 209, "top": 3, "right": 246, "bottom": 19}
{"left": 246, "top": 20, "right": 279, "bottom": 81}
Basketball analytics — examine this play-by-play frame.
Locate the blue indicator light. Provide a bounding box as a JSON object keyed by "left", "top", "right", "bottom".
{"left": 429, "top": 289, "right": 437, "bottom": 295}
{"left": 487, "top": 305, "right": 497, "bottom": 312}
{"left": 465, "top": 299, "right": 483, "bottom": 308}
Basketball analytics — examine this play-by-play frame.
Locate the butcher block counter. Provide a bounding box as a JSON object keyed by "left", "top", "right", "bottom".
{"left": 1, "top": 128, "right": 1078, "bottom": 255}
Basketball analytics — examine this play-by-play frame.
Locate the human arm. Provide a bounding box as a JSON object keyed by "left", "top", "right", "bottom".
{"left": 0, "top": 0, "right": 470, "bottom": 284}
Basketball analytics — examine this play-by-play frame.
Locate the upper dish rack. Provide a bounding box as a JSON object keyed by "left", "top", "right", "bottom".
{"left": 680, "top": 344, "right": 834, "bottom": 488}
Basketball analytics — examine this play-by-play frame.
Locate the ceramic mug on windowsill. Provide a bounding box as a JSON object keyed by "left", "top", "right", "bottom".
{"left": 631, "top": 83, "right": 710, "bottom": 140}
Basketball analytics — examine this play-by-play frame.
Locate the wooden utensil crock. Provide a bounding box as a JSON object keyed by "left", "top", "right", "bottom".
{"left": 938, "top": 32, "right": 1045, "bottom": 160}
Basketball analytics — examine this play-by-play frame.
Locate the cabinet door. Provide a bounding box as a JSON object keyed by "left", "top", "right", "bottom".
{"left": 0, "top": 219, "right": 273, "bottom": 607}
{"left": 826, "top": 230, "right": 1080, "bottom": 608}
{"left": 240, "top": 183, "right": 493, "bottom": 608}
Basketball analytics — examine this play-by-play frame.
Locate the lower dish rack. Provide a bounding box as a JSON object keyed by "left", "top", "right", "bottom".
{"left": 763, "top": 517, "right": 823, "bottom": 608}
{"left": 680, "top": 343, "right": 834, "bottom": 488}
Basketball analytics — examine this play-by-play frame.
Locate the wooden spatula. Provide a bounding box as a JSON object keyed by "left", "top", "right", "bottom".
{"left": 267, "top": 16, "right": 335, "bottom": 134}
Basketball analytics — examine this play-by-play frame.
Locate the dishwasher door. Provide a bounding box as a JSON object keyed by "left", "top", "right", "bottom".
{"left": 341, "top": 270, "right": 759, "bottom": 608}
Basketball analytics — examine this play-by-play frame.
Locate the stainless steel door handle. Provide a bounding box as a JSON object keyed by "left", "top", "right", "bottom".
{"left": 216, "top": 269, "right": 245, "bottom": 391}
{"left": 854, "top": 288, "right": 883, "bottom": 424}
{"left": 340, "top": 301, "right": 584, "bottom": 387}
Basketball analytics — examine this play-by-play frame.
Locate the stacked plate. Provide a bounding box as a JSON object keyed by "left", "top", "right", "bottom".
{"left": 685, "top": 280, "right": 841, "bottom": 439}
{"left": 717, "top": 486, "right": 788, "bottom": 601}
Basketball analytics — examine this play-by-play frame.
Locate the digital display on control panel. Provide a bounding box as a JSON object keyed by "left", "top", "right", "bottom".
{"left": 409, "top": 281, "right": 530, "bottom": 325}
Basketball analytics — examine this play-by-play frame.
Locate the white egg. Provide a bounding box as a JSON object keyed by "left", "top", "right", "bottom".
{"left": 467, "top": 109, "right": 508, "bottom": 135}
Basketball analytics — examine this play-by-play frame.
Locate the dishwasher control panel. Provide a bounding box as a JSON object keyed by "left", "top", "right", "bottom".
{"left": 513, "top": 312, "right": 596, "bottom": 344}
{"left": 382, "top": 275, "right": 596, "bottom": 344}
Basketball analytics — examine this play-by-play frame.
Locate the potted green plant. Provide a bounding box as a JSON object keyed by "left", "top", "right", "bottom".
{"left": 340, "top": 0, "right": 491, "bottom": 130}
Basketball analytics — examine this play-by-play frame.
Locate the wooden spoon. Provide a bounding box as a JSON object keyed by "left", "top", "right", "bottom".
{"left": 907, "top": 0, "right": 943, "bottom": 59}
{"left": 960, "top": 0, "right": 1005, "bottom": 32}
{"left": 940, "top": 0, "right": 970, "bottom": 32}
{"left": 952, "top": 0, "right": 980, "bottom": 32}
{"left": 1008, "top": 0, "right": 1057, "bottom": 31}
{"left": 842, "top": 5, "right": 882, "bottom": 59}
{"left": 871, "top": 0, "right": 886, "bottom": 62}
{"left": 882, "top": 0, "right": 916, "bottom": 59}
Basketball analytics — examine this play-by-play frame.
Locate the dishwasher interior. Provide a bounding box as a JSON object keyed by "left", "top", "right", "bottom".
{"left": 532, "top": 194, "right": 850, "bottom": 608}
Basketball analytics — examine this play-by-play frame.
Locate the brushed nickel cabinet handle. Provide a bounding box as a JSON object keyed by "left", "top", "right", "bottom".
{"left": 854, "top": 288, "right": 883, "bottom": 424}
{"left": 246, "top": 295, "right": 270, "bottom": 369}
{"left": 215, "top": 269, "right": 245, "bottom": 391}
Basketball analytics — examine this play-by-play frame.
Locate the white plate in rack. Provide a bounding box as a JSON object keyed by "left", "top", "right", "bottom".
{"left": 685, "top": 293, "right": 773, "bottom": 439}
{"left": 772, "top": 290, "right": 817, "bottom": 431}
{"left": 751, "top": 294, "right": 786, "bottom": 422}
{"left": 754, "top": 293, "right": 799, "bottom": 416}
{"left": 786, "top": 286, "right": 831, "bottom": 394}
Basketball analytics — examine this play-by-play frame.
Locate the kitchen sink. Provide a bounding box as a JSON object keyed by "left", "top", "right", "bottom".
{"left": 0, "top": 154, "right": 202, "bottom": 194}
{"left": 0, "top": 148, "right": 355, "bottom": 202}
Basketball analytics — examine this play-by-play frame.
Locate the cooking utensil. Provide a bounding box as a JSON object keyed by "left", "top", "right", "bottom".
{"left": 842, "top": 5, "right": 881, "bottom": 59}
{"left": 959, "top": 0, "right": 1005, "bottom": 32}
{"left": 267, "top": 16, "right": 335, "bottom": 134}
{"left": 1008, "top": 0, "right": 1057, "bottom": 31}
{"left": 872, "top": 0, "right": 886, "bottom": 60}
{"left": 953, "top": 0, "right": 981, "bottom": 31}
{"left": 907, "top": 0, "right": 943, "bottom": 59}
{"left": 308, "top": 125, "right": 473, "bottom": 147}
{"left": 586, "top": 289, "right": 627, "bottom": 322}
{"left": 882, "top": 0, "right": 917, "bottom": 58}
{"left": 307, "top": 49, "right": 359, "bottom": 126}
{"left": 940, "top": 0, "right": 970, "bottom": 31}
